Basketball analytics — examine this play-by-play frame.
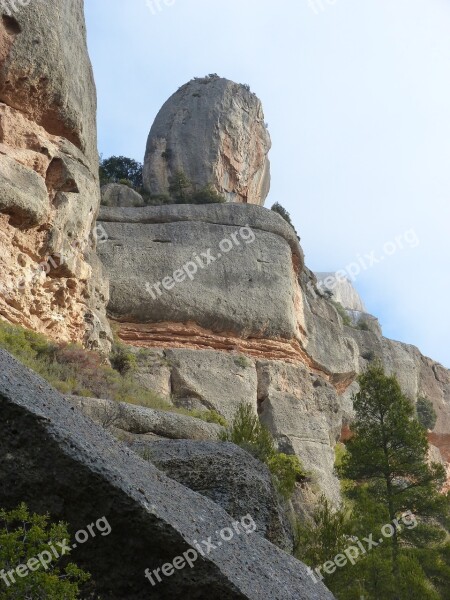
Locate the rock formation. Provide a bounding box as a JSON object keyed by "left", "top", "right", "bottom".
{"left": 143, "top": 76, "right": 271, "bottom": 205}
{"left": 315, "top": 272, "right": 367, "bottom": 312}
{"left": 97, "top": 203, "right": 348, "bottom": 504}
{"left": 97, "top": 201, "right": 450, "bottom": 502}
{"left": 101, "top": 183, "right": 145, "bottom": 208}
{"left": 0, "top": 1, "right": 110, "bottom": 350}
{"left": 0, "top": 349, "right": 335, "bottom": 600}
{"left": 1, "top": 4, "right": 450, "bottom": 598}
{"left": 131, "top": 439, "right": 295, "bottom": 553}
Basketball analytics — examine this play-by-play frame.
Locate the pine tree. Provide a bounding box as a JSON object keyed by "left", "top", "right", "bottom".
{"left": 339, "top": 362, "right": 446, "bottom": 589}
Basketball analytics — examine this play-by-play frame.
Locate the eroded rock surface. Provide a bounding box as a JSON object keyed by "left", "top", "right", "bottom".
{"left": 68, "top": 396, "right": 224, "bottom": 442}
{"left": 101, "top": 183, "right": 145, "bottom": 208}
{"left": 0, "top": 349, "right": 336, "bottom": 600}
{"left": 0, "top": 1, "right": 110, "bottom": 349}
{"left": 143, "top": 76, "right": 271, "bottom": 205}
{"left": 131, "top": 440, "right": 295, "bottom": 553}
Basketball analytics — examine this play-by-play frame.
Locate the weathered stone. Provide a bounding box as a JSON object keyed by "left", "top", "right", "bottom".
{"left": 257, "top": 360, "right": 342, "bottom": 505}
{"left": 98, "top": 205, "right": 302, "bottom": 343}
{"left": 101, "top": 183, "right": 145, "bottom": 208}
{"left": 0, "top": 349, "right": 336, "bottom": 600}
{"left": 0, "top": 2, "right": 98, "bottom": 169}
{"left": 130, "top": 440, "right": 295, "bottom": 553}
{"left": 143, "top": 76, "right": 271, "bottom": 206}
{"left": 68, "top": 396, "right": 224, "bottom": 441}
{"left": 129, "top": 348, "right": 172, "bottom": 398}
{"left": 315, "top": 272, "right": 366, "bottom": 312}
{"left": 166, "top": 348, "right": 257, "bottom": 422}
{"left": 0, "top": 1, "right": 110, "bottom": 350}
{"left": 0, "top": 153, "right": 49, "bottom": 225}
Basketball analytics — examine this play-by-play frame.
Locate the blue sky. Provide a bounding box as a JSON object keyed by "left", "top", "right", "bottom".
{"left": 85, "top": 0, "right": 450, "bottom": 368}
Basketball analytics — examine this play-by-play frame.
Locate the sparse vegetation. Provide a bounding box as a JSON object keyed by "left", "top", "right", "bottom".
{"left": 361, "top": 350, "right": 376, "bottom": 361}
{"left": 0, "top": 320, "right": 224, "bottom": 426}
{"left": 357, "top": 320, "right": 370, "bottom": 331}
{"left": 188, "top": 410, "right": 228, "bottom": 427}
{"left": 234, "top": 355, "right": 252, "bottom": 369}
{"left": 110, "top": 341, "right": 137, "bottom": 376}
{"left": 99, "top": 155, "right": 143, "bottom": 188}
{"left": 331, "top": 300, "right": 352, "bottom": 327}
{"left": 416, "top": 396, "right": 437, "bottom": 431}
{"left": 271, "top": 203, "right": 300, "bottom": 240}
{"left": 0, "top": 503, "right": 90, "bottom": 599}
{"left": 220, "top": 402, "right": 306, "bottom": 498}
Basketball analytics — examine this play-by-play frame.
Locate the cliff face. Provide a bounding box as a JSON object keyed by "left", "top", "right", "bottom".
{"left": 143, "top": 76, "right": 271, "bottom": 205}
{"left": 1, "top": 4, "right": 449, "bottom": 518}
{"left": 97, "top": 204, "right": 349, "bottom": 504}
{"left": 0, "top": 2, "right": 110, "bottom": 349}
{"left": 302, "top": 269, "right": 450, "bottom": 471}
{"left": 97, "top": 202, "right": 450, "bottom": 501}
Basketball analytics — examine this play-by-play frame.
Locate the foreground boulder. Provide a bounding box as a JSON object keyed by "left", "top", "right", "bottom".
{"left": 130, "top": 440, "right": 295, "bottom": 553}
{"left": 0, "top": 349, "right": 335, "bottom": 599}
{"left": 143, "top": 75, "right": 271, "bottom": 205}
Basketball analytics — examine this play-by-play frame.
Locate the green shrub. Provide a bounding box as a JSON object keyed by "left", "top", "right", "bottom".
{"left": 110, "top": 343, "right": 137, "bottom": 376}
{"left": 0, "top": 503, "right": 90, "bottom": 599}
{"left": 271, "top": 203, "right": 300, "bottom": 240}
{"left": 118, "top": 178, "right": 133, "bottom": 188}
{"left": 189, "top": 410, "right": 228, "bottom": 427}
{"left": 331, "top": 301, "right": 352, "bottom": 327}
{"left": 220, "top": 403, "right": 306, "bottom": 499}
{"left": 234, "top": 355, "right": 252, "bottom": 369}
{"left": 357, "top": 320, "right": 370, "bottom": 331}
{"left": 416, "top": 397, "right": 437, "bottom": 430}
{"left": 271, "top": 202, "right": 294, "bottom": 226}
{"left": 99, "top": 155, "right": 143, "bottom": 188}
{"left": 190, "top": 184, "right": 226, "bottom": 204}
{"left": 267, "top": 453, "right": 307, "bottom": 499}
{"left": 168, "top": 170, "right": 192, "bottom": 202}
{"left": 220, "top": 402, "right": 275, "bottom": 463}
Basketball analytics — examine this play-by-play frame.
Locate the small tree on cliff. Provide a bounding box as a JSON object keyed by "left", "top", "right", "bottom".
{"left": 339, "top": 362, "right": 445, "bottom": 583}
{"left": 99, "top": 155, "right": 143, "bottom": 188}
{"left": 416, "top": 396, "right": 437, "bottom": 431}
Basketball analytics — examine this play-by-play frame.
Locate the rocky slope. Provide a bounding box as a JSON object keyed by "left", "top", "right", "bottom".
{"left": 0, "top": 1, "right": 110, "bottom": 350}
{"left": 0, "top": 349, "right": 334, "bottom": 600}
{"left": 143, "top": 76, "right": 271, "bottom": 205}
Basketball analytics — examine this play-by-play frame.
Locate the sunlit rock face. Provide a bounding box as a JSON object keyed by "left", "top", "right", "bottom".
{"left": 143, "top": 76, "right": 271, "bottom": 206}
{"left": 0, "top": 2, "right": 110, "bottom": 349}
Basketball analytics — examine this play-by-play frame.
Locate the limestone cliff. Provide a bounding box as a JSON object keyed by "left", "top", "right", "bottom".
{"left": 143, "top": 76, "right": 271, "bottom": 205}
{"left": 0, "top": 1, "right": 110, "bottom": 349}
{"left": 96, "top": 203, "right": 450, "bottom": 503}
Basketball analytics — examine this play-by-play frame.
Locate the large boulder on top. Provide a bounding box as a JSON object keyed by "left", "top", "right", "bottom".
{"left": 143, "top": 75, "right": 271, "bottom": 206}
